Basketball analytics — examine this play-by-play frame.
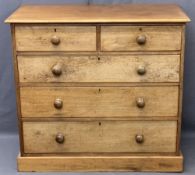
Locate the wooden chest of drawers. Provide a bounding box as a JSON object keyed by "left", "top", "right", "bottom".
{"left": 5, "top": 4, "right": 190, "bottom": 172}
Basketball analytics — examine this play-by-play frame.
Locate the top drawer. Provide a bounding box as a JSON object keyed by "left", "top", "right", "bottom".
{"left": 101, "top": 26, "right": 182, "bottom": 51}
{"left": 15, "top": 25, "right": 96, "bottom": 51}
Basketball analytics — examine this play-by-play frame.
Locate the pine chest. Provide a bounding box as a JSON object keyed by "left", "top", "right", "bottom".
{"left": 5, "top": 4, "right": 190, "bottom": 172}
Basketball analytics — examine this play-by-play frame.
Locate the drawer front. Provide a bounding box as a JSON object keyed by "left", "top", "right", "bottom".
{"left": 20, "top": 86, "right": 178, "bottom": 118}
{"left": 18, "top": 54, "right": 180, "bottom": 83}
{"left": 15, "top": 25, "right": 96, "bottom": 51}
{"left": 23, "top": 121, "right": 177, "bottom": 153}
{"left": 101, "top": 26, "right": 182, "bottom": 51}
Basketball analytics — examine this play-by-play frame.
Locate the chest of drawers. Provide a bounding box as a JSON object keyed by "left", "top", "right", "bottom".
{"left": 5, "top": 4, "right": 190, "bottom": 172}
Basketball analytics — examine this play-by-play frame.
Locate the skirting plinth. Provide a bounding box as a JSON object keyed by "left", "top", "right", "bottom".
{"left": 17, "top": 152, "right": 183, "bottom": 172}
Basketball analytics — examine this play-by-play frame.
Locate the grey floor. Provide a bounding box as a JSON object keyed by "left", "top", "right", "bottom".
{"left": 0, "top": 132, "right": 194, "bottom": 175}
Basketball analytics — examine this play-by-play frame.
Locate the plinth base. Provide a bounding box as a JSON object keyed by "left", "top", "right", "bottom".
{"left": 17, "top": 152, "right": 183, "bottom": 172}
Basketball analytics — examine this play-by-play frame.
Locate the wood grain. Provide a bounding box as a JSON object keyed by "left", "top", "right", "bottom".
{"left": 5, "top": 4, "right": 190, "bottom": 23}
{"left": 11, "top": 24, "right": 25, "bottom": 155}
{"left": 15, "top": 25, "right": 96, "bottom": 51}
{"left": 21, "top": 116, "right": 180, "bottom": 122}
{"left": 20, "top": 86, "right": 178, "bottom": 118}
{"left": 18, "top": 54, "right": 180, "bottom": 83}
{"left": 17, "top": 51, "right": 181, "bottom": 56}
{"left": 20, "top": 82, "right": 180, "bottom": 87}
{"left": 5, "top": 3, "right": 190, "bottom": 173}
{"left": 176, "top": 25, "right": 185, "bottom": 154}
{"left": 17, "top": 153, "right": 183, "bottom": 172}
{"left": 101, "top": 26, "right": 182, "bottom": 51}
{"left": 23, "top": 121, "right": 177, "bottom": 153}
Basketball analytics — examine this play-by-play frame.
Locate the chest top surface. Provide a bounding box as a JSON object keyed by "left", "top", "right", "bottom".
{"left": 5, "top": 4, "right": 190, "bottom": 23}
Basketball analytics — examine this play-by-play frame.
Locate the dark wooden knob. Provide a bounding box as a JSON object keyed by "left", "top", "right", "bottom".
{"left": 136, "top": 35, "right": 146, "bottom": 45}
{"left": 54, "top": 98, "right": 63, "bottom": 109}
{"left": 136, "top": 97, "right": 145, "bottom": 108}
{"left": 55, "top": 133, "right": 64, "bottom": 144}
{"left": 137, "top": 65, "right": 146, "bottom": 75}
{"left": 51, "top": 35, "right": 60, "bottom": 45}
{"left": 52, "top": 63, "right": 62, "bottom": 76}
{"left": 135, "top": 134, "right": 144, "bottom": 144}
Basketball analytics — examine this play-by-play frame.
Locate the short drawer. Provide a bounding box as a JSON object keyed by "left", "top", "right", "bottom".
{"left": 23, "top": 121, "right": 177, "bottom": 153}
{"left": 18, "top": 54, "right": 180, "bottom": 83}
{"left": 15, "top": 25, "right": 96, "bottom": 51}
{"left": 20, "top": 86, "right": 178, "bottom": 118}
{"left": 101, "top": 26, "right": 182, "bottom": 51}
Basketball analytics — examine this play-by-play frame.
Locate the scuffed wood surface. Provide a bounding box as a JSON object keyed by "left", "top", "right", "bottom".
{"left": 5, "top": 4, "right": 190, "bottom": 23}
{"left": 15, "top": 25, "right": 96, "bottom": 51}
{"left": 18, "top": 54, "right": 180, "bottom": 83}
{"left": 17, "top": 153, "right": 183, "bottom": 172}
{"left": 23, "top": 121, "right": 177, "bottom": 153}
{"left": 101, "top": 26, "right": 182, "bottom": 51}
{"left": 20, "top": 86, "right": 178, "bottom": 118}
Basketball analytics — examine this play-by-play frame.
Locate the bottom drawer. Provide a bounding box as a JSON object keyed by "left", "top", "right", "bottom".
{"left": 23, "top": 121, "right": 177, "bottom": 154}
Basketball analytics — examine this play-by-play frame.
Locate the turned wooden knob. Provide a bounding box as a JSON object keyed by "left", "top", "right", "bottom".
{"left": 136, "top": 97, "right": 145, "bottom": 108}
{"left": 137, "top": 65, "right": 146, "bottom": 75}
{"left": 136, "top": 35, "right": 146, "bottom": 45}
{"left": 52, "top": 63, "right": 62, "bottom": 76}
{"left": 51, "top": 35, "right": 61, "bottom": 45}
{"left": 55, "top": 133, "right": 64, "bottom": 144}
{"left": 54, "top": 98, "right": 63, "bottom": 109}
{"left": 135, "top": 134, "right": 144, "bottom": 144}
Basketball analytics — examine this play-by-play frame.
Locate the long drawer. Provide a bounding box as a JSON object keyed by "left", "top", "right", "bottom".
{"left": 20, "top": 86, "right": 178, "bottom": 118}
{"left": 101, "top": 26, "right": 182, "bottom": 51}
{"left": 18, "top": 54, "right": 180, "bottom": 83}
{"left": 23, "top": 121, "right": 177, "bottom": 153}
{"left": 15, "top": 25, "right": 96, "bottom": 51}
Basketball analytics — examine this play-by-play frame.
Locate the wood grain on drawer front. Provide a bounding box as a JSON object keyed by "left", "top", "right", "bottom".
{"left": 15, "top": 25, "right": 96, "bottom": 51}
{"left": 101, "top": 26, "right": 182, "bottom": 51}
{"left": 23, "top": 121, "right": 177, "bottom": 153}
{"left": 18, "top": 54, "right": 180, "bottom": 83}
{"left": 20, "top": 87, "right": 178, "bottom": 118}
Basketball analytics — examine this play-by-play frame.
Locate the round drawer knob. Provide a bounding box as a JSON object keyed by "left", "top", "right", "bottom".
{"left": 51, "top": 36, "right": 61, "bottom": 45}
{"left": 136, "top": 35, "right": 146, "bottom": 45}
{"left": 135, "top": 134, "right": 144, "bottom": 144}
{"left": 55, "top": 133, "right": 64, "bottom": 144}
{"left": 136, "top": 97, "right": 145, "bottom": 108}
{"left": 137, "top": 65, "right": 146, "bottom": 75}
{"left": 54, "top": 98, "right": 63, "bottom": 109}
{"left": 52, "top": 64, "right": 62, "bottom": 76}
